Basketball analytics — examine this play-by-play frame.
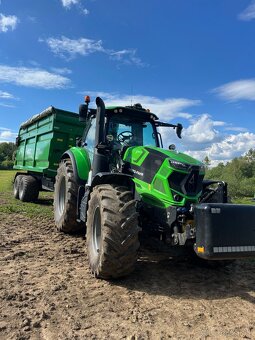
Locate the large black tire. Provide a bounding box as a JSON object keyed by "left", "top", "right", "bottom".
{"left": 54, "top": 159, "right": 83, "bottom": 233}
{"left": 13, "top": 174, "right": 24, "bottom": 199}
{"left": 19, "top": 175, "right": 39, "bottom": 202}
{"left": 86, "top": 184, "right": 140, "bottom": 279}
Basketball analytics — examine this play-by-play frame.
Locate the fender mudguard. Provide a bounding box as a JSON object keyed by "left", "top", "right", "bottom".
{"left": 91, "top": 172, "right": 135, "bottom": 190}
{"left": 61, "top": 147, "right": 91, "bottom": 184}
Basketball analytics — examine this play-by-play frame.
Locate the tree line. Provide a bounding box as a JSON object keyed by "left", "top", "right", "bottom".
{"left": 204, "top": 149, "right": 255, "bottom": 198}
{"left": 0, "top": 142, "right": 17, "bottom": 169}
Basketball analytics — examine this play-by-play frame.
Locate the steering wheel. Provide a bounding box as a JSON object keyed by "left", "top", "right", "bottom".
{"left": 117, "top": 131, "right": 134, "bottom": 143}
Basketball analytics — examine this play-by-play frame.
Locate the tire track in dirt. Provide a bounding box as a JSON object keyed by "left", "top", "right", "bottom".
{"left": 1, "top": 212, "right": 255, "bottom": 339}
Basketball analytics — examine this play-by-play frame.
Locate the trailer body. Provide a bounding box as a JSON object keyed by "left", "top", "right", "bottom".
{"left": 14, "top": 106, "right": 85, "bottom": 191}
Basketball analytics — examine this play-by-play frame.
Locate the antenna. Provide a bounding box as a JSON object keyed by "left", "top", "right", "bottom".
{"left": 131, "top": 84, "right": 133, "bottom": 107}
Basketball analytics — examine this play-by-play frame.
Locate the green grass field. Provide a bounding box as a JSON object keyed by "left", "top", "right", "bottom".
{"left": 0, "top": 170, "right": 53, "bottom": 218}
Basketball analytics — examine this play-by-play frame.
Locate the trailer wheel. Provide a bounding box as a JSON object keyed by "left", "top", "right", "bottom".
{"left": 86, "top": 184, "right": 140, "bottom": 279}
{"left": 19, "top": 175, "right": 39, "bottom": 202}
{"left": 13, "top": 174, "right": 24, "bottom": 199}
{"left": 54, "top": 159, "right": 83, "bottom": 233}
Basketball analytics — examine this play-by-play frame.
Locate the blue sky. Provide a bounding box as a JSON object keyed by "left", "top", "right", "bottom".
{"left": 0, "top": 0, "right": 255, "bottom": 165}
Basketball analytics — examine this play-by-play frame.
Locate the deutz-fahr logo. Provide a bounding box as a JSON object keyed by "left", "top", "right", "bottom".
{"left": 189, "top": 174, "right": 195, "bottom": 185}
{"left": 130, "top": 168, "right": 144, "bottom": 177}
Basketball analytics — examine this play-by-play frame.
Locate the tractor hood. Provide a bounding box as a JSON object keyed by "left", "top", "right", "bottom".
{"left": 123, "top": 146, "right": 203, "bottom": 169}
{"left": 123, "top": 145, "right": 205, "bottom": 186}
{"left": 148, "top": 147, "right": 203, "bottom": 166}
{"left": 123, "top": 146, "right": 205, "bottom": 204}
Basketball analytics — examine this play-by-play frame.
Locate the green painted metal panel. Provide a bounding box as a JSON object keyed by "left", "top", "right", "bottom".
{"left": 68, "top": 147, "right": 91, "bottom": 181}
{"left": 14, "top": 106, "right": 86, "bottom": 178}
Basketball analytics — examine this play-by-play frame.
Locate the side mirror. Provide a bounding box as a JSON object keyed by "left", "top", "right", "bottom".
{"left": 169, "top": 144, "right": 176, "bottom": 150}
{"left": 79, "top": 104, "right": 88, "bottom": 122}
{"left": 176, "top": 123, "right": 183, "bottom": 139}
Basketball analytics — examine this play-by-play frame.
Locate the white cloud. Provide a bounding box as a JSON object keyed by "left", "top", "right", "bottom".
{"left": 0, "top": 65, "right": 71, "bottom": 89}
{"left": 0, "top": 90, "right": 16, "bottom": 107}
{"left": 42, "top": 36, "right": 146, "bottom": 66}
{"left": 44, "top": 36, "right": 104, "bottom": 59}
{"left": 60, "top": 0, "right": 89, "bottom": 15}
{"left": 0, "top": 102, "right": 15, "bottom": 108}
{"left": 239, "top": 1, "right": 255, "bottom": 21}
{"left": 158, "top": 114, "right": 224, "bottom": 154}
{"left": 213, "top": 79, "right": 255, "bottom": 101}
{"left": 61, "top": 0, "right": 79, "bottom": 8}
{"left": 1, "top": 130, "right": 14, "bottom": 138}
{"left": 0, "top": 13, "right": 18, "bottom": 32}
{"left": 224, "top": 126, "right": 248, "bottom": 132}
{"left": 0, "top": 128, "right": 17, "bottom": 142}
{"left": 186, "top": 132, "right": 255, "bottom": 166}
{"left": 82, "top": 8, "right": 89, "bottom": 15}
{"left": 109, "top": 49, "right": 146, "bottom": 67}
{"left": 167, "top": 115, "right": 254, "bottom": 165}
{"left": 0, "top": 90, "right": 14, "bottom": 99}
{"left": 82, "top": 91, "right": 200, "bottom": 120}
{"left": 50, "top": 67, "right": 72, "bottom": 75}
{"left": 182, "top": 114, "right": 223, "bottom": 150}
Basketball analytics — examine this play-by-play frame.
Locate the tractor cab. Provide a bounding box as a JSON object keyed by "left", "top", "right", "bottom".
{"left": 79, "top": 97, "right": 182, "bottom": 173}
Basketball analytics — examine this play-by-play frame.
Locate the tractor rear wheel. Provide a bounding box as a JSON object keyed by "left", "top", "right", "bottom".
{"left": 19, "top": 175, "right": 39, "bottom": 202}
{"left": 13, "top": 174, "right": 24, "bottom": 199}
{"left": 86, "top": 184, "right": 140, "bottom": 279}
{"left": 54, "top": 159, "right": 83, "bottom": 233}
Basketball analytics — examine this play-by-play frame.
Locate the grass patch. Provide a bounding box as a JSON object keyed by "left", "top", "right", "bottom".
{"left": 0, "top": 170, "right": 53, "bottom": 218}
{"left": 232, "top": 197, "right": 255, "bottom": 205}
{"left": 0, "top": 170, "right": 16, "bottom": 192}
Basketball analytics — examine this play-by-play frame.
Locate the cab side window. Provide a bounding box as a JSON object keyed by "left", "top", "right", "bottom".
{"left": 85, "top": 118, "right": 96, "bottom": 162}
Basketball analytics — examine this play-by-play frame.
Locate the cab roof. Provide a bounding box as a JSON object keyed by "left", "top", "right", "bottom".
{"left": 105, "top": 105, "right": 159, "bottom": 120}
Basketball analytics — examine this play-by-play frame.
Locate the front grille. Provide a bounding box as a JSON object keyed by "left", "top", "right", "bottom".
{"left": 184, "top": 170, "right": 203, "bottom": 195}
{"left": 168, "top": 172, "right": 186, "bottom": 193}
{"left": 168, "top": 167, "right": 204, "bottom": 196}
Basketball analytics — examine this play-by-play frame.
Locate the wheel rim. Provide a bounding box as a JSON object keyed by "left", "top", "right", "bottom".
{"left": 58, "top": 176, "right": 66, "bottom": 216}
{"left": 14, "top": 178, "right": 19, "bottom": 194}
{"left": 92, "top": 207, "right": 101, "bottom": 254}
{"left": 19, "top": 179, "right": 24, "bottom": 197}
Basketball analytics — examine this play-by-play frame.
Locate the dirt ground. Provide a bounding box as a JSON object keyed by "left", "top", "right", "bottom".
{"left": 1, "top": 212, "right": 255, "bottom": 340}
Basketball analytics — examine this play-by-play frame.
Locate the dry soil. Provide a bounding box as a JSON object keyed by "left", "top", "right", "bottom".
{"left": 1, "top": 210, "right": 255, "bottom": 339}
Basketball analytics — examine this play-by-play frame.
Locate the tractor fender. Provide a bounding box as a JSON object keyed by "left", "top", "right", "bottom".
{"left": 61, "top": 147, "right": 91, "bottom": 185}
{"left": 91, "top": 172, "right": 135, "bottom": 191}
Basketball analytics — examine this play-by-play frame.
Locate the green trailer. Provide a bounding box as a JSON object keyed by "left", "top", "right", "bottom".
{"left": 13, "top": 106, "right": 86, "bottom": 201}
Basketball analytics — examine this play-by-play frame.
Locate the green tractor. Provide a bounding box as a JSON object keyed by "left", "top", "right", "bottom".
{"left": 54, "top": 96, "right": 255, "bottom": 279}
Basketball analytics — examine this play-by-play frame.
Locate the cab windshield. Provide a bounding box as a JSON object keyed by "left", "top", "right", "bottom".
{"left": 107, "top": 115, "right": 158, "bottom": 147}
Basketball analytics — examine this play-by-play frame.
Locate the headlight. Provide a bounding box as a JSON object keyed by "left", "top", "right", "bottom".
{"left": 169, "top": 160, "right": 190, "bottom": 171}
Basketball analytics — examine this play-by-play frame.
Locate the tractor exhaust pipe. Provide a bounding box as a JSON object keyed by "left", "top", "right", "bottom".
{"left": 95, "top": 97, "right": 105, "bottom": 145}
{"left": 92, "top": 97, "right": 109, "bottom": 176}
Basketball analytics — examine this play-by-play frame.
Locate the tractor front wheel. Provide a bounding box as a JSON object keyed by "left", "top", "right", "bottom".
{"left": 86, "top": 184, "right": 140, "bottom": 279}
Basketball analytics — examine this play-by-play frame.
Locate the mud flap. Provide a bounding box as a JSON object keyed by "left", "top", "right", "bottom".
{"left": 194, "top": 203, "right": 255, "bottom": 260}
